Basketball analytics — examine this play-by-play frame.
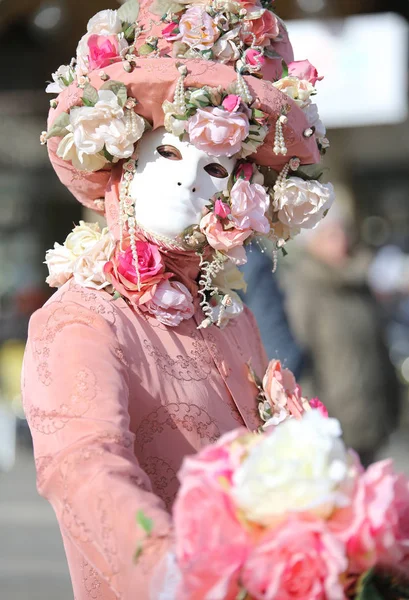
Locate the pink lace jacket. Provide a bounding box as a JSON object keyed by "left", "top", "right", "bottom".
{"left": 22, "top": 279, "right": 267, "bottom": 599}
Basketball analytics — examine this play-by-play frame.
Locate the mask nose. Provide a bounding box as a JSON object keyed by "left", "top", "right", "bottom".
{"left": 177, "top": 182, "right": 197, "bottom": 193}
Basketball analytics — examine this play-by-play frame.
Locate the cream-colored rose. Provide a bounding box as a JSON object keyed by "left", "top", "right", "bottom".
{"left": 240, "top": 123, "right": 268, "bottom": 158}
{"left": 273, "top": 76, "right": 315, "bottom": 109}
{"left": 57, "top": 132, "right": 108, "bottom": 172}
{"left": 212, "top": 30, "right": 240, "bottom": 64}
{"left": 274, "top": 177, "right": 335, "bottom": 232}
{"left": 45, "top": 243, "right": 76, "bottom": 288}
{"left": 87, "top": 9, "right": 122, "bottom": 35}
{"left": 213, "top": 261, "right": 247, "bottom": 293}
{"left": 65, "top": 221, "right": 104, "bottom": 255}
{"left": 73, "top": 229, "right": 115, "bottom": 290}
{"left": 232, "top": 410, "right": 354, "bottom": 525}
{"left": 63, "top": 90, "right": 144, "bottom": 170}
{"left": 179, "top": 6, "right": 220, "bottom": 50}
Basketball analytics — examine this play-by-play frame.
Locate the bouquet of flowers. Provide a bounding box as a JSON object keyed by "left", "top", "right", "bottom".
{"left": 152, "top": 361, "right": 409, "bottom": 600}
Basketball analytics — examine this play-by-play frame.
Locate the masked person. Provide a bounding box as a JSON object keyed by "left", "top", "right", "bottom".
{"left": 22, "top": 1, "right": 333, "bottom": 597}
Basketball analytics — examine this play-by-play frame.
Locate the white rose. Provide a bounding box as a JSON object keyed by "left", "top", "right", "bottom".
{"left": 304, "top": 103, "right": 326, "bottom": 139}
{"left": 213, "top": 261, "right": 247, "bottom": 293}
{"left": 212, "top": 30, "right": 240, "bottom": 64}
{"left": 232, "top": 411, "right": 354, "bottom": 525}
{"left": 274, "top": 177, "right": 335, "bottom": 231}
{"left": 273, "top": 76, "right": 315, "bottom": 109}
{"left": 164, "top": 112, "right": 187, "bottom": 137}
{"left": 66, "top": 90, "right": 145, "bottom": 166}
{"left": 73, "top": 229, "right": 115, "bottom": 290}
{"left": 45, "top": 243, "right": 76, "bottom": 288}
{"left": 46, "top": 64, "right": 75, "bottom": 93}
{"left": 65, "top": 221, "right": 104, "bottom": 255}
{"left": 57, "top": 132, "right": 108, "bottom": 172}
{"left": 87, "top": 9, "right": 122, "bottom": 35}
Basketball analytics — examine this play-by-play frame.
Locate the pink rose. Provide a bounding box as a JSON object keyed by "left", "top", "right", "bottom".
{"left": 288, "top": 59, "right": 323, "bottom": 85}
{"left": 143, "top": 280, "right": 194, "bottom": 327}
{"left": 104, "top": 239, "right": 168, "bottom": 306}
{"left": 309, "top": 398, "right": 329, "bottom": 418}
{"left": 162, "top": 21, "right": 181, "bottom": 41}
{"left": 242, "top": 9, "right": 279, "bottom": 46}
{"left": 87, "top": 34, "right": 120, "bottom": 71}
{"left": 234, "top": 162, "right": 253, "bottom": 182}
{"left": 186, "top": 107, "right": 250, "bottom": 157}
{"left": 179, "top": 6, "right": 219, "bottom": 50}
{"left": 230, "top": 179, "right": 270, "bottom": 234}
{"left": 200, "top": 212, "right": 252, "bottom": 252}
{"left": 174, "top": 435, "right": 252, "bottom": 599}
{"left": 245, "top": 48, "right": 266, "bottom": 67}
{"left": 242, "top": 516, "right": 347, "bottom": 600}
{"left": 263, "top": 359, "right": 306, "bottom": 420}
{"left": 214, "top": 199, "right": 231, "bottom": 219}
{"left": 329, "top": 460, "right": 409, "bottom": 575}
{"left": 222, "top": 94, "right": 241, "bottom": 113}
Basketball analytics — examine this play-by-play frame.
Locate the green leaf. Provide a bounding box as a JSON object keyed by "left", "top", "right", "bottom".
{"left": 123, "top": 23, "right": 137, "bottom": 42}
{"left": 281, "top": 246, "right": 288, "bottom": 257}
{"left": 136, "top": 510, "right": 153, "bottom": 535}
{"left": 281, "top": 60, "right": 289, "bottom": 78}
{"left": 138, "top": 43, "right": 154, "bottom": 56}
{"left": 101, "top": 81, "right": 128, "bottom": 107}
{"left": 103, "top": 148, "right": 115, "bottom": 162}
{"left": 355, "top": 569, "right": 383, "bottom": 600}
{"left": 46, "top": 112, "right": 70, "bottom": 139}
{"left": 133, "top": 543, "right": 143, "bottom": 563}
{"left": 111, "top": 291, "right": 122, "bottom": 301}
{"left": 82, "top": 84, "right": 99, "bottom": 107}
{"left": 150, "top": 0, "right": 183, "bottom": 16}
{"left": 118, "top": 0, "right": 140, "bottom": 24}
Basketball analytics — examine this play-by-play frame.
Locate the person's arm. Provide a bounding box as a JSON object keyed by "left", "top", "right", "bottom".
{"left": 22, "top": 300, "right": 172, "bottom": 599}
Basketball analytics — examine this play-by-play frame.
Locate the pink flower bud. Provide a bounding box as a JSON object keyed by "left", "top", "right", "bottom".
{"left": 245, "top": 48, "right": 266, "bottom": 67}
{"left": 309, "top": 398, "right": 329, "bottom": 418}
{"left": 234, "top": 162, "right": 253, "bottom": 182}
{"left": 222, "top": 94, "right": 241, "bottom": 113}
{"left": 214, "top": 199, "right": 231, "bottom": 219}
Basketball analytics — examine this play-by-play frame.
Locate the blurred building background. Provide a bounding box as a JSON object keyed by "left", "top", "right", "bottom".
{"left": 0, "top": 0, "right": 408, "bottom": 598}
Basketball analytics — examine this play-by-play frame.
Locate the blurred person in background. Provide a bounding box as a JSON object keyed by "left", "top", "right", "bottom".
{"left": 241, "top": 247, "right": 304, "bottom": 378}
{"left": 285, "top": 204, "right": 401, "bottom": 465}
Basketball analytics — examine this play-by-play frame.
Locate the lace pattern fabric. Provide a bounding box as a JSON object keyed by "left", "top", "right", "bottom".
{"left": 23, "top": 281, "right": 267, "bottom": 599}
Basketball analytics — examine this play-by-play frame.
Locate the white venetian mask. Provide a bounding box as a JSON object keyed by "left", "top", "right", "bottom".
{"left": 129, "top": 127, "right": 236, "bottom": 240}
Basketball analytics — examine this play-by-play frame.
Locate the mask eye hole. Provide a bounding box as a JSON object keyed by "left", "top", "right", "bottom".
{"left": 157, "top": 145, "right": 183, "bottom": 160}
{"left": 204, "top": 163, "right": 229, "bottom": 179}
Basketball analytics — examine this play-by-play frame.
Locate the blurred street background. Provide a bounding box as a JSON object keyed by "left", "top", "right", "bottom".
{"left": 0, "top": 0, "right": 409, "bottom": 598}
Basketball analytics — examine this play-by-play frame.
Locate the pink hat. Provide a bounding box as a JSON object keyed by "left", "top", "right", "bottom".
{"left": 43, "top": 0, "right": 323, "bottom": 217}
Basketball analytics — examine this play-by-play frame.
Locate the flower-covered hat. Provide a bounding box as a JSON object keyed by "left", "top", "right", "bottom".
{"left": 43, "top": 0, "right": 334, "bottom": 329}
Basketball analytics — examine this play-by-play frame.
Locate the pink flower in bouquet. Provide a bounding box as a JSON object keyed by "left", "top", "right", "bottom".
{"left": 200, "top": 212, "right": 252, "bottom": 252}
{"left": 242, "top": 516, "right": 347, "bottom": 600}
{"left": 242, "top": 9, "right": 279, "bottom": 46}
{"left": 143, "top": 280, "right": 194, "bottom": 327}
{"left": 162, "top": 21, "right": 181, "bottom": 41}
{"left": 87, "top": 34, "right": 120, "bottom": 71}
{"left": 174, "top": 434, "right": 254, "bottom": 600}
{"left": 179, "top": 6, "right": 219, "bottom": 50}
{"left": 186, "top": 107, "right": 250, "bottom": 157}
{"left": 230, "top": 179, "right": 270, "bottom": 234}
{"left": 309, "top": 398, "right": 329, "bottom": 418}
{"left": 222, "top": 94, "right": 241, "bottom": 113}
{"left": 104, "top": 239, "right": 168, "bottom": 306}
{"left": 245, "top": 48, "right": 266, "bottom": 67}
{"left": 214, "top": 199, "right": 231, "bottom": 219}
{"left": 234, "top": 162, "right": 253, "bottom": 182}
{"left": 288, "top": 59, "right": 323, "bottom": 85}
{"left": 329, "top": 459, "right": 409, "bottom": 574}
{"left": 263, "top": 359, "right": 306, "bottom": 420}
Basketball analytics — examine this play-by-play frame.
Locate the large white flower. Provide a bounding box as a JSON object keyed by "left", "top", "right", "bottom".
{"left": 304, "top": 102, "right": 326, "bottom": 140}
{"left": 274, "top": 177, "right": 335, "bottom": 232}
{"left": 273, "top": 76, "right": 315, "bottom": 109}
{"left": 45, "top": 222, "right": 114, "bottom": 290}
{"left": 57, "top": 132, "right": 108, "bottom": 172}
{"left": 73, "top": 229, "right": 115, "bottom": 290}
{"left": 212, "top": 29, "right": 240, "bottom": 64}
{"left": 87, "top": 9, "right": 122, "bottom": 35}
{"left": 59, "top": 90, "right": 145, "bottom": 170}
{"left": 46, "top": 64, "right": 75, "bottom": 94}
{"left": 232, "top": 410, "right": 355, "bottom": 525}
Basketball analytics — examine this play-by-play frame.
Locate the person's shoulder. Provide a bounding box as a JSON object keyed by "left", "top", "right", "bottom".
{"left": 28, "top": 280, "right": 129, "bottom": 340}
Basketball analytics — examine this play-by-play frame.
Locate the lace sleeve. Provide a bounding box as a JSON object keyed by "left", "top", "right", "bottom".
{"left": 22, "top": 299, "right": 172, "bottom": 599}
